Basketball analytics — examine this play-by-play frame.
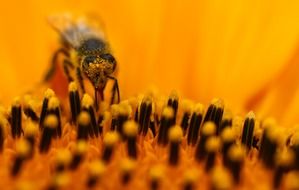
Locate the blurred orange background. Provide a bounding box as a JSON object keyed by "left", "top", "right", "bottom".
{"left": 1, "top": 0, "right": 299, "bottom": 125}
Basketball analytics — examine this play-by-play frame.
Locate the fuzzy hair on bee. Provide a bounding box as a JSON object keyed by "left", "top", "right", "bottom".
{"left": 44, "top": 13, "right": 120, "bottom": 110}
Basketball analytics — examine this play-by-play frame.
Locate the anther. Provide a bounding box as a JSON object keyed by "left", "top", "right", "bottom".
{"left": 157, "top": 107, "right": 174, "bottom": 145}
{"left": 82, "top": 94, "right": 98, "bottom": 137}
{"left": 117, "top": 102, "right": 131, "bottom": 137}
{"left": 218, "top": 109, "right": 232, "bottom": 134}
{"left": 221, "top": 127, "right": 236, "bottom": 166}
{"left": 259, "top": 119, "right": 282, "bottom": 168}
{"left": 39, "top": 114, "right": 58, "bottom": 153}
{"left": 69, "top": 140, "right": 87, "bottom": 170}
{"left": 149, "top": 165, "right": 164, "bottom": 190}
{"left": 210, "top": 167, "right": 233, "bottom": 190}
{"left": 187, "top": 103, "right": 204, "bottom": 145}
{"left": 102, "top": 131, "right": 119, "bottom": 163}
{"left": 0, "top": 115, "right": 7, "bottom": 152}
{"left": 40, "top": 88, "right": 55, "bottom": 130}
{"left": 205, "top": 137, "right": 221, "bottom": 171}
{"left": 11, "top": 139, "right": 31, "bottom": 176}
{"left": 290, "top": 132, "right": 299, "bottom": 170}
{"left": 110, "top": 104, "right": 119, "bottom": 131}
{"left": 138, "top": 97, "right": 152, "bottom": 136}
{"left": 24, "top": 122, "right": 38, "bottom": 157}
{"left": 203, "top": 99, "right": 224, "bottom": 129}
{"left": 123, "top": 121, "right": 138, "bottom": 159}
{"left": 77, "top": 111, "right": 91, "bottom": 140}
{"left": 167, "top": 91, "right": 179, "bottom": 125}
{"left": 195, "top": 121, "right": 216, "bottom": 161}
{"left": 68, "top": 82, "right": 81, "bottom": 124}
{"left": 120, "top": 158, "right": 136, "bottom": 185}
{"left": 273, "top": 149, "right": 295, "bottom": 189}
{"left": 86, "top": 160, "right": 106, "bottom": 188}
{"left": 180, "top": 100, "right": 193, "bottom": 135}
{"left": 23, "top": 95, "right": 39, "bottom": 122}
{"left": 226, "top": 144, "right": 246, "bottom": 183}
{"left": 47, "top": 172, "right": 69, "bottom": 190}
{"left": 11, "top": 97, "right": 23, "bottom": 138}
{"left": 284, "top": 171, "right": 299, "bottom": 189}
{"left": 168, "top": 125, "right": 183, "bottom": 166}
{"left": 97, "top": 102, "right": 109, "bottom": 135}
{"left": 54, "top": 149, "right": 72, "bottom": 172}
{"left": 241, "top": 111, "right": 255, "bottom": 151}
{"left": 149, "top": 115, "right": 156, "bottom": 137}
{"left": 183, "top": 169, "right": 198, "bottom": 190}
{"left": 47, "top": 97, "right": 62, "bottom": 138}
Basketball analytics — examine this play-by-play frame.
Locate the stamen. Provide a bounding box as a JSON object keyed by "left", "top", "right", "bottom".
{"left": 82, "top": 94, "right": 98, "bottom": 137}
{"left": 48, "top": 97, "right": 62, "bottom": 138}
{"left": 284, "top": 171, "right": 299, "bottom": 189}
{"left": 97, "top": 102, "right": 109, "bottom": 135}
{"left": 11, "top": 97, "right": 23, "bottom": 138}
{"left": 157, "top": 106, "right": 174, "bottom": 145}
{"left": 39, "top": 114, "right": 58, "bottom": 153}
{"left": 259, "top": 119, "right": 282, "bottom": 168}
{"left": 149, "top": 165, "right": 164, "bottom": 190}
{"left": 123, "top": 121, "right": 138, "bottom": 159}
{"left": 0, "top": 115, "right": 7, "bottom": 152}
{"left": 69, "top": 140, "right": 87, "bottom": 170}
{"left": 24, "top": 121, "right": 38, "bottom": 156}
{"left": 187, "top": 103, "right": 204, "bottom": 145}
{"left": 241, "top": 111, "right": 255, "bottom": 151}
{"left": 68, "top": 82, "right": 81, "bottom": 124}
{"left": 210, "top": 167, "right": 233, "bottom": 190}
{"left": 168, "top": 125, "right": 183, "bottom": 166}
{"left": 203, "top": 99, "right": 224, "bottom": 129}
{"left": 102, "top": 131, "right": 119, "bottom": 163}
{"left": 218, "top": 109, "right": 232, "bottom": 134}
{"left": 47, "top": 172, "right": 69, "bottom": 190}
{"left": 226, "top": 144, "right": 246, "bottom": 183}
{"left": 183, "top": 169, "right": 198, "bottom": 190}
{"left": 273, "top": 148, "right": 294, "bottom": 188}
{"left": 195, "top": 121, "right": 216, "bottom": 161}
{"left": 221, "top": 127, "right": 236, "bottom": 166}
{"left": 205, "top": 137, "right": 221, "bottom": 171}
{"left": 149, "top": 115, "right": 156, "bottom": 137}
{"left": 110, "top": 104, "right": 119, "bottom": 131}
{"left": 290, "top": 132, "right": 299, "bottom": 170}
{"left": 40, "top": 88, "right": 55, "bottom": 130}
{"left": 54, "top": 149, "right": 72, "bottom": 172}
{"left": 23, "top": 95, "right": 39, "bottom": 122}
{"left": 117, "top": 102, "right": 131, "bottom": 136}
{"left": 180, "top": 100, "right": 193, "bottom": 135}
{"left": 77, "top": 111, "right": 91, "bottom": 140}
{"left": 86, "top": 160, "right": 106, "bottom": 188}
{"left": 138, "top": 97, "right": 152, "bottom": 136}
{"left": 11, "top": 139, "right": 31, "bottom": 176}
{"left": 120, "top": 158, "right": 136, "bottom": 185}
{"left": 167, "top": 91, "right": 179, "bottom": 124}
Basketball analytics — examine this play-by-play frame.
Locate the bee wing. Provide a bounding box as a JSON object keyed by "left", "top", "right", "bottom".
{"left": 47, "top": 13, "right": 83, "bottom": 48}
{"left": 75, "top": 14, "right": 106, "bottom": 41}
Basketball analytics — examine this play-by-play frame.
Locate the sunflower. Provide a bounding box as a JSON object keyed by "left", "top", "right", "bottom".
{"left": 0, "top": 1, "right": 299, "bottom": 189}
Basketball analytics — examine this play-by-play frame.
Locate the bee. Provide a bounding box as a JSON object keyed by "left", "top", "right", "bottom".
{"left": 44, "top": 14, "right": 120, "bottom": 110}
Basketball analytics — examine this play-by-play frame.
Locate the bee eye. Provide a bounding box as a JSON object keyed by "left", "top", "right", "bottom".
{"left": 100, "top": 53, "right": 116, "bottom": 64}
{"left": 83, "top": 56, "right": 96, "bottom": 68}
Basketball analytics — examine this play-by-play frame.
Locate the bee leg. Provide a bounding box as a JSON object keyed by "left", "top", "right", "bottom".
{"left": 43, "top": 48, "right": 69, "bottom": 82}
{"left": 63, "top": 59, "right": 74, "bottom": 82}
{"left": 107, "top": 76, "right": 120, "bottom": 105}
{"left": 76, "top": 67, "right": 85, "bottom": 93}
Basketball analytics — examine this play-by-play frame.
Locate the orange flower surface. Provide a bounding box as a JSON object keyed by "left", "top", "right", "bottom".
{"left": 0, "top": 1, "right": 299, "bottom": 190}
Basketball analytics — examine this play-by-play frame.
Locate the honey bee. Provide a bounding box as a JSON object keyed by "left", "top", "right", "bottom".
{"left": 44, "top": 14, "right": 120, "bottom": 110}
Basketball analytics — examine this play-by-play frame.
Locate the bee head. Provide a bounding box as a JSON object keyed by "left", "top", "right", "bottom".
{"left": 78, "top": 38, "right": 106, "bottom": 55}
{"left": 82, "top": 54, "right": 117, "bottom": 89}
